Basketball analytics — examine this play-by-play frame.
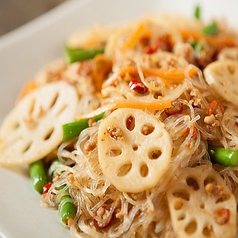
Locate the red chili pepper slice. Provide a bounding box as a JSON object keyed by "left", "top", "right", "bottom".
{"left": 191, "top": 126, "right": 198, "bottom": 138}
{"left": 186, "top": 126, "right": 198, "bottom": 138}
{"left": 145, "top": 47, "right": 155, "bottom": 54}
{"left": 126, "top": 115, "right": 135, "bottom": 131}
{"left": 42, "top": 182, "right": 52, "bottom": 194}
{"left": 208, "top": 100, "right": 225, "bottom": 116}
{"left": 93, "top": 205, "right": 114, "bottom": 229}
{"left": 129, "top": 79, "right": 148, "bottom": 94}
{"left": 216, "top": 208, "right": 230, "bottom": 224}
{"left": 145, "top": 34, "right": 173, "bottom": 54}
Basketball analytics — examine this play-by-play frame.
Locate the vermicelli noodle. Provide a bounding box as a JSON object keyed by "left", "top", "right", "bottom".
{"left": 1, "top": 10, "right": 238, "bottom": 238}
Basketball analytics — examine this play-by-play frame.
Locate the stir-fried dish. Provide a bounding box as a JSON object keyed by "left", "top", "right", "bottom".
{"left": 1, "top": 8, "right": 238, "bottom": 238}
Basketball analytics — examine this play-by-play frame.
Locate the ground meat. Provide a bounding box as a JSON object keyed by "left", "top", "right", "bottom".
{"left": 141, "top": 124, "right": 154, "bottom": 135}
{"left": 205, "top": 182, "right": 223, "bottom": 197}
{"left": 173, "top": 197, "right": 184, "bottom": 210}
{"left": 174, "top": 42, "right": 195, "bottom": 64}
{"left": 106, "top": 126, "right": 124, "bottom": 140}
{"left": 76, "top": 61, "right": 93, "bottom": 77}
{"left": 84, "top": 139, "right": 97, "bottom": 154}
{"left": 159, "top": 56, "right": 179, "bottom": 69}
{"left": 165, "top": 100, "right": 183, "bottom": 115}
{"left": 204, "top": 114, "right": 216, "bottom": 125}
{"left": 204, "top": 114, "right": 220, "bottom": 127}
{"left": 188, "top": 88, "right": 205, "bottom": 109}
{"left": 166, "top": 57, "right": 177, "bottom": 68}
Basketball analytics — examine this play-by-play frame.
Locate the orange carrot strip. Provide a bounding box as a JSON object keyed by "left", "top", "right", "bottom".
{"left": 76, "top": 100, "right": 171, "bottom": 119}
{"left": 142, "top": 67, "right": 197, "bottom": 81}
{"left": 180, "top": 30, "right": 237, "bottom": 47}
{"left": 119, "top": 66, "right": 197, "bottom": 84}
{"left": 119, "top": 66, "right": 140, "bottom": 77}
{"left": 122, "top": 24, "right": 145, "bottom": 49}
{"left": 112, "top": 100, "right": 171, "bottom": 110}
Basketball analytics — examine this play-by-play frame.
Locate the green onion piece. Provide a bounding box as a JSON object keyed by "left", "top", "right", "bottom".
{"left": 64, "top": 46, "right": 104, "bottom": 64}
{"left": 191, "top": 41, "right": 197, "bottom": 49}
{"left": 62, "top": 112, "right": 104, "bottom": 141}
{"left": 194, "top": 5, "right": 201, "bottom": 19}
{"left": 202, "top": 22, "right": 218, "bottom": 36}
{"left": 208, "top": 145, "right": 238, "bottom": 167}
{"left": 191, "top": 41, "right": 205, "bottom": 58}
{"left": 191, "top": 41, "right": 204, "bottom": 50}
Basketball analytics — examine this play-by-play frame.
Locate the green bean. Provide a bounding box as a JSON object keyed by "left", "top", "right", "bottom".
{"left": 59, "top": 194, "right": 76, "bottom": 225}
{"left": 62, "top": 118, "right": 88, "bottom": 141}
{"left": 62, "top": 112, "right": 104, "bottom": 141}
{"left": 29, "top": 159, "right": 48, "bottom": 194}
{"left": 64, "top": 46, "right": 104, "bottom": 64}
{"left": 208, "top": 145, "right": 238, "bottom": 167}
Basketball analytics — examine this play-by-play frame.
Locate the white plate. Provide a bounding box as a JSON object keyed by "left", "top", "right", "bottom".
{"left": 0, "top": 0, "right": 237, "bottom": 237}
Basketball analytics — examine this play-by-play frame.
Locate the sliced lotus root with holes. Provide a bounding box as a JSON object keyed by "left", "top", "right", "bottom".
{"left": 204, "top": 60, "right": 238, "bottom": 107}
{"left": 98, "top": 108, "right": 172, "bottom": 193}
{"left": 166, "top": 165, "right": 236, "bottom": 238}
{"left": 0, "top": 81, "right": 78, "bottom": 167}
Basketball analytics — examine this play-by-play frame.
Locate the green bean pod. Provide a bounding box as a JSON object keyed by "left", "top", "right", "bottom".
{"left": 62, "top": 119, "right": 89, "bottom": 142}
{"left": 29, "top": 159, "right": 48, "bottom": 194}
{"left": 208, "top": 145, "right": 238, "bottom": 167}
{"left": 62, "top": 112, "right": 104, "bottom": 141}
{"left": 65, "top": 46, "right": 104, "bottom": 64}
{"left": 59, "top": 194, "right": 76, "bottom": 226}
